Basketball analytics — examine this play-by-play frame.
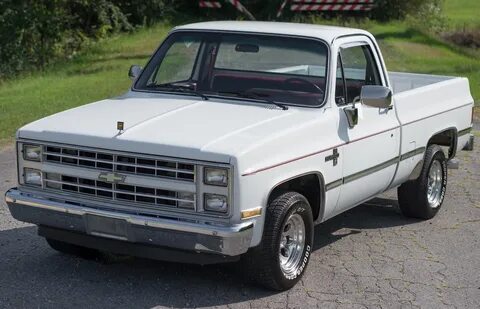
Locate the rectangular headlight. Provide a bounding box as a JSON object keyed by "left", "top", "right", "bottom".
{"left": 203, "top": 167, "right": 228, "bottom": 186}
{"left": 204, "top": 193, "right": 228, "bottom": 213}
{"left": 24, "top": 168, "right": 42, "bottom": 186}
{"left": 23, "top": 144, "right": 42, "bottom": 162}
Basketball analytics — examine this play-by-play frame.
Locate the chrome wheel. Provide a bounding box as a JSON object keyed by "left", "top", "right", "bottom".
{"left": 427, "top": 160, "right": 443, "bottom": 208}
{"left": 279, "top": 213, "right": 305, "bottom": 276}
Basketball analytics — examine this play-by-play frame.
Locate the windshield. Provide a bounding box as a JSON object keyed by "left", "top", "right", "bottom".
{"left": 135, "top": 31, "right": 329, "bottom": 107}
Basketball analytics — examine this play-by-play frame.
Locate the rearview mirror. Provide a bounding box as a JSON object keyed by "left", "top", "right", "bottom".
{"left": 360, "top": 85, "right": 392, "bottom": 109}
{"left": 235, "top": 43, "right": 259, "bottom": 53}
{"left": 128, "top": 65, "right": 142, "bottom": 80}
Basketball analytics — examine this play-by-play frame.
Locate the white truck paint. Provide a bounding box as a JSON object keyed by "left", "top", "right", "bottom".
{"left": 5, "top": 21, "right": 474, "bottom": 290}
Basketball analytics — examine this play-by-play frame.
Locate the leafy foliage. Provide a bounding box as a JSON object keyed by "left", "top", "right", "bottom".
{"left": 372, "top": 0, "right": 443, "bottom": 21}
{"left": 0, "top": 0, "right": 446, "bottom": 78}
{"left": 0, "top": 0, "right": 175, "bottom": 78}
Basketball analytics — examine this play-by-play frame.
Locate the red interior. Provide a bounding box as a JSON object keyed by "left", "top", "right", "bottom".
{"left": 204, "top": 69, "right": 366, "bottom": 106}
{"left": 210, "top": 70, "right": 326, "bottom": 92}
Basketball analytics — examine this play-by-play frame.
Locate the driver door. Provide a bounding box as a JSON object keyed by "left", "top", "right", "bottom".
{"left": 334, "top": 39, "right": 400, "bottom": 214}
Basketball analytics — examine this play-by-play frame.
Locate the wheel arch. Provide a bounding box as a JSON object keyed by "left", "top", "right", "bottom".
{"left": 427, "top": 127, "right": 458, "bottom": 159}
{"left": 267, "top": 171, "right": 326, "bottom": 222}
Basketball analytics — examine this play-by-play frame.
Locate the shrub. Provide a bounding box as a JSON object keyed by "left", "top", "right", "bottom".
{"left": 0, "top": 1, "right": 66, "bottom": 76}
{"left": 372, "top": 0, "right": 443, "bottom": 21}
{"left": 0, "top": 0, "right": 447, "bottom": 78}
{"left": 443, "top": 29, "right": 480, "bottom": 49}
{"left": 116, "top": 0, "right": 177, "bottom": 26}
{"left": 0, "top": 0, "right": 173, "bottom": 78}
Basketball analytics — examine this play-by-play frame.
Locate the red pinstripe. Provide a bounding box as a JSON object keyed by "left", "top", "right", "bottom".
{"left": 241, "top": 101, "right": 472, "bottom": 177}
{"left": 242, "top": 126, "right": 400, "bottom": 176}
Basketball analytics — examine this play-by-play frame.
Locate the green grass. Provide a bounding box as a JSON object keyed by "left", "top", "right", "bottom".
{"left": 444, "top": 0, "right": 480, "bottom": 28}
{"left": 308, "top": 18, "right": 480, "bottom": 102}
{"left": 0, "top": 24, "right": 171, "bottom": 147}
{"left": 0, "top": 19, "right": 479, "bottom": 148}
{"left": 365, "top": 22, "right": 480, "bottom": 101}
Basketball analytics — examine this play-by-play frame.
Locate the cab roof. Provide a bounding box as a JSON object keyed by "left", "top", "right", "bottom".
{"left": 173, "top": 21, "right": 371, "bottom": 43}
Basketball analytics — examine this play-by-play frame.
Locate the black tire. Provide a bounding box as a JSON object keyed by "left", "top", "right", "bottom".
{"left": 243, "top": 192, "right": 314, "bottom": 291}
{"left": 398, "top": 144, "right": 447, "bottom": 220}
{"left": 46, "top": 238, "right": 98, "bottom": 259}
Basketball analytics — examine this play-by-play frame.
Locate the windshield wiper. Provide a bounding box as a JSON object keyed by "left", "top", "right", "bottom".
{"left": 146, "top": 82, "right": 209, "bottom": 101}
{"left": 219, "top": 91, "right": 288, "bottom": 110}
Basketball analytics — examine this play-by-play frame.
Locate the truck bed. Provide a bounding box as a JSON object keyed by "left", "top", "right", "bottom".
{"left": 389, "top": 71, "right": 474, "bottom": 187}
{"left": 389, "top": 72, "right": 455, "bottom": 94}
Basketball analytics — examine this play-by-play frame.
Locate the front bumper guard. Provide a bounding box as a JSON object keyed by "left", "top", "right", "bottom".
{"left": 5, "top": 189, "right": 253, "bottom": 257}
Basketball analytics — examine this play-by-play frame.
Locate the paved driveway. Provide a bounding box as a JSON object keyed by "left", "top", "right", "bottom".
{"left": 0, "top": 133, "right": 479, "bottom": 308}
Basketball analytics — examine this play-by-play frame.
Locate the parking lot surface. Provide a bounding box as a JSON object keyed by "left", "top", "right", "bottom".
{"left": 0, "top": 130, "right": 479, "bottom": 308}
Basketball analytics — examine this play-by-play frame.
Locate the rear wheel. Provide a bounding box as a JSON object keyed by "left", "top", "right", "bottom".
{"left": 46, "top": 238, "right": 98, "bottom": 259}
{"left": 398, "top": 145, "right": 447, "bottom": 219}
{"left": 244, "top": 192, "right": 314, "bottom": 291}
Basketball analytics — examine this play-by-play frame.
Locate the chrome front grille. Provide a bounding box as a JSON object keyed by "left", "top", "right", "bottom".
{"left": 17, "top": 141, "right": 232, "bottom": 218}
{"left": 43, "top": 145, "right": 195, "bottom": 182}
{"left": 43, "top": 172, "right": 195, "bottom": 211}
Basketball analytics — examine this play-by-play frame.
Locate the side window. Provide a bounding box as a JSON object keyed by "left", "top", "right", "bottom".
{"left": 152, "top": 38, "right": 201, "bottom": 85}
{"left": 338, "top": 44, "right": 381, "bottom": 104}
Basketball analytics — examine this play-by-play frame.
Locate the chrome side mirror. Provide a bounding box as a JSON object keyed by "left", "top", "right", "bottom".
{"left": 128, "top": 65, "right": 142, "bottom": 80}
{"left": 360, "top": 85, "right": 392, "bottom": 109}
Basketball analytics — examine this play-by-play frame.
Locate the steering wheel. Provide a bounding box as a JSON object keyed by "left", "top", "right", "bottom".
{"left": 283, "top": 77, "right": 324, "bottom": 95}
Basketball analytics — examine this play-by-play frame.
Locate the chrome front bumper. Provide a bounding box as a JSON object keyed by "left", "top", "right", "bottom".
{"left": 5, "top": 189, "right": 253, "bottom": 257}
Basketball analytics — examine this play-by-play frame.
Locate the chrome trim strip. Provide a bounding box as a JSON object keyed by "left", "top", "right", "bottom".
{"left": 343, "top": 157, "right": 399, "bottom": 184}
{"left": 325, "top": 147, "right": 425, "bottom": 191}
{"left": 458, "top": 127, "right": 472, "bottom": 137}
{"left": 400, "top": 146, "right": 426, "bottom": 161}
{"left": 325, "top": 178, "right": 342, "bottom": 191}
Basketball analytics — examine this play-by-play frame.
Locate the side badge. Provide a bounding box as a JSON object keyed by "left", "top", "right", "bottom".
{"left": 325, "top": 148, "right": 339, "bottom": 166}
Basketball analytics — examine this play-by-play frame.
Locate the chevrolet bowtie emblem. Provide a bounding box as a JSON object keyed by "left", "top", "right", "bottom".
{"left": 98, "top": 172, "right": 126, "bottom": 184}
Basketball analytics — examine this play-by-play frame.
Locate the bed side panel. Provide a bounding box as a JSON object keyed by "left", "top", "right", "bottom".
{"left": 389, "top": 72, "right": 452, "bottom": 93}
{"left": 390, "top": 78, "right": 473, "bottom": 188}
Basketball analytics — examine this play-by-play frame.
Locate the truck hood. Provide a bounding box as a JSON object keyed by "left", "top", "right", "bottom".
{"left": 18, "top": 94, "right": 316, "bottom": 163}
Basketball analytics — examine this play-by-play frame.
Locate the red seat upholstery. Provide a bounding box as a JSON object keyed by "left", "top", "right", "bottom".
{"left": 208, "top": 70, "right": 325, "bottom": 106}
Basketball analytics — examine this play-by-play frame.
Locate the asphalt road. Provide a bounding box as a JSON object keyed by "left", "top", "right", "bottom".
{"left": 0, "top": 132, "right": 479, "bottom": 309}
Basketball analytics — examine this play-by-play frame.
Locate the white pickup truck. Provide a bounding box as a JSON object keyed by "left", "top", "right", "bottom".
{"left": 5, "top": 21, "right": 475, "bottom": 290}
